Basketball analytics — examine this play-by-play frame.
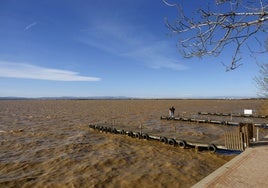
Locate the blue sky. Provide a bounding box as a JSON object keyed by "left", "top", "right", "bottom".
{"left": 0, "top": 0, "right": 267, "bottom": 98}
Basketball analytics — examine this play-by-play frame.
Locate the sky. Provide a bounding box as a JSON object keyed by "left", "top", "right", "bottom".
{"left": 0, "top": 0, "right": 267, "bottom": 98}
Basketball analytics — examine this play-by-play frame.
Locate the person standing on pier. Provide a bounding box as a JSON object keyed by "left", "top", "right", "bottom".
{"left": 169, "top": 106, "right": 175, "bottom": 119}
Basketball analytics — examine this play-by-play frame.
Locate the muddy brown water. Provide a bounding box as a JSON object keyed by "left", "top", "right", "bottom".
{"left": 0, "top": 99, "right": 266, "bottom": 187}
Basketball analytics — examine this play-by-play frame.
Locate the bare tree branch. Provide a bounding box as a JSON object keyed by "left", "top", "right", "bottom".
{"left": 163, "top": 0, "right": 268, "bottom": 70}
{"left": 255, "top": 64, "right": 268, "bottom": 97}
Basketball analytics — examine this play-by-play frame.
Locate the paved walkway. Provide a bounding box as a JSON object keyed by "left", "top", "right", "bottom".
{"left": 193, "top": 142, "right": 268, "bottom": 188}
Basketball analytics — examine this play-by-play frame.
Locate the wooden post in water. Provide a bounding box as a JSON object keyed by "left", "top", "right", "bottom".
{"left": 172, "top": 121, "right": 176, "bottom": 132}
{"left": 240, "top": 132, "right": 244, "bottom": 150}
{"left": 140, "top": 122, "right": 143, "bottom": 135}
{"left": 256, "top": 127, "right": 259, "bottom": 142}
{"left": 247, "top": 123, "right": 254, "bottom": 141}
{"left": 112, "top": 120, "right": 115, "bottom": 129}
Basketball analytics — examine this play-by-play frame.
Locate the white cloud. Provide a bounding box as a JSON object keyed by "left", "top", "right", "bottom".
{"left": 0, "top": 61, "right": 101, "bottom": 81}
{"left": 24, "top": 22, "right": 37, "bottom": 31}
{"left": 78, "top": 20, "right": 188, "bottom": 71}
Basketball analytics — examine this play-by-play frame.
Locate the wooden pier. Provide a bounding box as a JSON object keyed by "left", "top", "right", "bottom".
{"left": 160, "top": 116, "right": 268, "bottom": 128}
{"left": 88, "top": 123, "right": 235, "bottom": 153}
{"left": 198, "top": 111, "right": 268, "bottom": 118}
{"left": 162, "top": 114, "right": 267, "bottom": 151}
{"left": 89, "top": 113, "right": 266, "bottom": 153}
{"left": 192, "top": 143, "right": 268, "bottom": 187}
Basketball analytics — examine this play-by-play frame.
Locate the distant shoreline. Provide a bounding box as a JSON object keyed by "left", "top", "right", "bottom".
{"left": 0, "top": 97, "right": 265, "bottom": 100}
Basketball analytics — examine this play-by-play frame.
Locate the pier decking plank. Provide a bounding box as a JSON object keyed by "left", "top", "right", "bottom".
{"left": 192, "top": 143, "right": 268, "bottom": 188}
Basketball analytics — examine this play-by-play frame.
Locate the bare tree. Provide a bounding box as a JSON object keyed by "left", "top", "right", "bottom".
{"left": 255, "top": 63, "right": 268, "bottom": 97}
{"left": 163, "top": 0, "right": 268, "bottom": 70}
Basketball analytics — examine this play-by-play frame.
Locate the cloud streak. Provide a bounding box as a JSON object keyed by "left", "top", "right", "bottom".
{"left": 0, "top": 61, "right": 101, "bottom": 81}
{"left": 78, "top": 20, "right": 188, "bottom": 71}
{"left": 122, "top": 41, "right": 188, "bottom": 70}
{"left": 24, "top": 22, "right": 37, "bottom": 31}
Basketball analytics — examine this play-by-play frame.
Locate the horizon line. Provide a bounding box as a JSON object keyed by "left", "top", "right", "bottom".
{"left": 0, "top": 96, "right": 263, "bottom": 100}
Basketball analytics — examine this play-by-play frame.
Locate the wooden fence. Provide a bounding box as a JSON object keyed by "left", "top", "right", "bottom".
{"left": 225, "top": 130, "right": 244, "bottom": 151}
{"left": 225, "top": 123, "right": 255, "bottom": 151}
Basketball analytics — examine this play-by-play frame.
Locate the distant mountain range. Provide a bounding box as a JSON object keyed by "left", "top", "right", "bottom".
{"left": 0, "top": 96, "right": 133, "bottom": 100}
{"left": 0, "top": 96, "right": 263, "bottom": 100}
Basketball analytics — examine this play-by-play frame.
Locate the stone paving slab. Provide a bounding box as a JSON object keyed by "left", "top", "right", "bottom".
{"left": 192, "top": 143, "right": 268, "bottom": 188}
